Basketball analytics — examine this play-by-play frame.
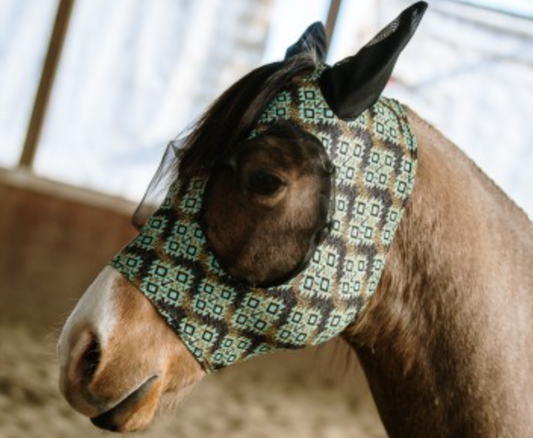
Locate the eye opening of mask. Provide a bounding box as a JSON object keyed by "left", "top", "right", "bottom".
{"left": 200, "top": 125, "right": 337, "bottom": 288}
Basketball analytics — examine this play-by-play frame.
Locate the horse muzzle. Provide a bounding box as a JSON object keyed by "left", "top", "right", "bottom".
{"left": 58, "top": 326, "right": 163, "bottom": 432}
{"left": 58, "top": 267, "right": 205, "bottom": 432}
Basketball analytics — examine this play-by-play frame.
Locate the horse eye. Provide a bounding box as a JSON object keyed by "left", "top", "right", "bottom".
{"left": 248, "top": 171, "right": 284, "bottom": 196}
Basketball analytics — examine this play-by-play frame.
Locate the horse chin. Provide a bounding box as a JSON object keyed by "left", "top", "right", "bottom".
{"left": 90, "top": 375, "right": 162, "bottom": 432}
{"left": 84, "top": 366, "right": 203, "bottom": 433}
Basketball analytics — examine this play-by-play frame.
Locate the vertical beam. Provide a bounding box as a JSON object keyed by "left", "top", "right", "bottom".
{"left": 325, "top": 0, "right": 342, "bottom": 47}
{"left": 19, "top": 0, "right": 76, "bottom": 169}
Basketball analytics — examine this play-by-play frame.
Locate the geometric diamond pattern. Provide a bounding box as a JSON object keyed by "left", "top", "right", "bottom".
{"left": 212, "top": 334, "right": 252, "bottom": 366}
{"left": 163, "top": 220, "right": 205, "bottom": 262}
{"left": 232, "top": 294, "right": 285, "bottom": 335}
{"left": 275, "top": 305, "right": 323, "bottom": 345}
{"left": 299, "top": 245, "right": 339, "bottom": 300}
{"left": 193, "top": 279, "right": 237, "bottom": 321}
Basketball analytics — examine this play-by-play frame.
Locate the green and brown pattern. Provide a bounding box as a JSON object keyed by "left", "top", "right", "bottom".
{"left": 111, "top": 67, "right": 418, "bottom": 372}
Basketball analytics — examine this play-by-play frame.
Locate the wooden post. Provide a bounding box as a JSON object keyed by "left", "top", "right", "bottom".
{"left": 19, "top": 0, "right": 76, "bottom": 168}
{"left": 325, "top": 0, "right": 342, "bottom": 47}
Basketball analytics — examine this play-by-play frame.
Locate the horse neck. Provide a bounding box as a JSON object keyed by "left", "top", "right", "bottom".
{"left": 344, "top": 108, "right": 533, "bottom": 437}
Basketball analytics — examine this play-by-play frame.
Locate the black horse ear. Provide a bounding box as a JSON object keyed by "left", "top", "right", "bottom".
{"left": 285, "top": 22, "right": 328, "bottom": 62}
{"left": 319, "top": 2, "right": 427, "bottom": 120}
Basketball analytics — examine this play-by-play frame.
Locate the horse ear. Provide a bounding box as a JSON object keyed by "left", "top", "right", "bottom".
{"left": 319, "top": 1, "right": 427, "bottom": 120}
{"left": 285, "top": 22, "right": 328, "bottom": 62}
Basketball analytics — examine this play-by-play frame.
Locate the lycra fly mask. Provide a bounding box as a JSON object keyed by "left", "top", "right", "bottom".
{"left": 111, "top": 2, "right": 427, "bottom": 372}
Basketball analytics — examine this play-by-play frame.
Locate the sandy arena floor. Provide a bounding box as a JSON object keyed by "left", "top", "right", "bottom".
{"left": 0, "top": 324, "right": 385, "bottom": 438}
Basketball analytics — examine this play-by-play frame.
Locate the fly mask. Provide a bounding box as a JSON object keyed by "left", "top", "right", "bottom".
{"left": 111, "top": 2, "right": 427, "bottom": 372}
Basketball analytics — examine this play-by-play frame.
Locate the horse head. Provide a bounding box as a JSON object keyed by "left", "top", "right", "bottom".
{"left": 58, "top": 3, "right": 427, "bottom": 432}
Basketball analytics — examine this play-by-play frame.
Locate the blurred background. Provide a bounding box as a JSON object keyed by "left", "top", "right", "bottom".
{"left": 0, "top": 0, "right": 532, "bottom": 437}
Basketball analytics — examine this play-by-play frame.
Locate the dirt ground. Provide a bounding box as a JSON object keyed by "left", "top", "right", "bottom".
{"left": 0, "top": 324, "right": 386, "bottom": 438}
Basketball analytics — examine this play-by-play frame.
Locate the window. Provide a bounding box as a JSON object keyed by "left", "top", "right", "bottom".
{"left": 34, "top": 0, "right": 273, "bottom": 200}
{"left": 1, "top": 0, "right": 332, "bottom": 200}
{"left": 0, "top": 0, "right": 59, "bottom": 166}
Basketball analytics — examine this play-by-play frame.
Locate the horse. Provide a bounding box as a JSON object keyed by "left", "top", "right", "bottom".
{"left": 57, "top": 3, "right": 533, "bottom": 437}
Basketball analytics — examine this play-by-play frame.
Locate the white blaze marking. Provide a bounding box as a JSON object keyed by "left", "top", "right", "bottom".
{"left": 58, "top": 266, "right": 120, "bottom": 369}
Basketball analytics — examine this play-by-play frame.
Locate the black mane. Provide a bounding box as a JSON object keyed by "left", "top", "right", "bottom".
{"left": 177, "top": 54, "right": 318, "bottom": 179}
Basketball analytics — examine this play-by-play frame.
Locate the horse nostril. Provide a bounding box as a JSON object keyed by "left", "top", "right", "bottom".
{"left": 78, "top": 335, "right": 101, "bottom": 382}
{"left": 62, "top": 329, "right": 104, "bottom": 413}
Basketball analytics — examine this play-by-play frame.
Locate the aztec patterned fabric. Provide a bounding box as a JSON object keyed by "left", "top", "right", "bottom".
{"left": 111, "top": 66, "right": 418, "bottom": 372}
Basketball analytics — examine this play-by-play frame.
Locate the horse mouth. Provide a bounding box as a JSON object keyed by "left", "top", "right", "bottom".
{"left": 90, "top": 375, "right": 159, "bottom": 432}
